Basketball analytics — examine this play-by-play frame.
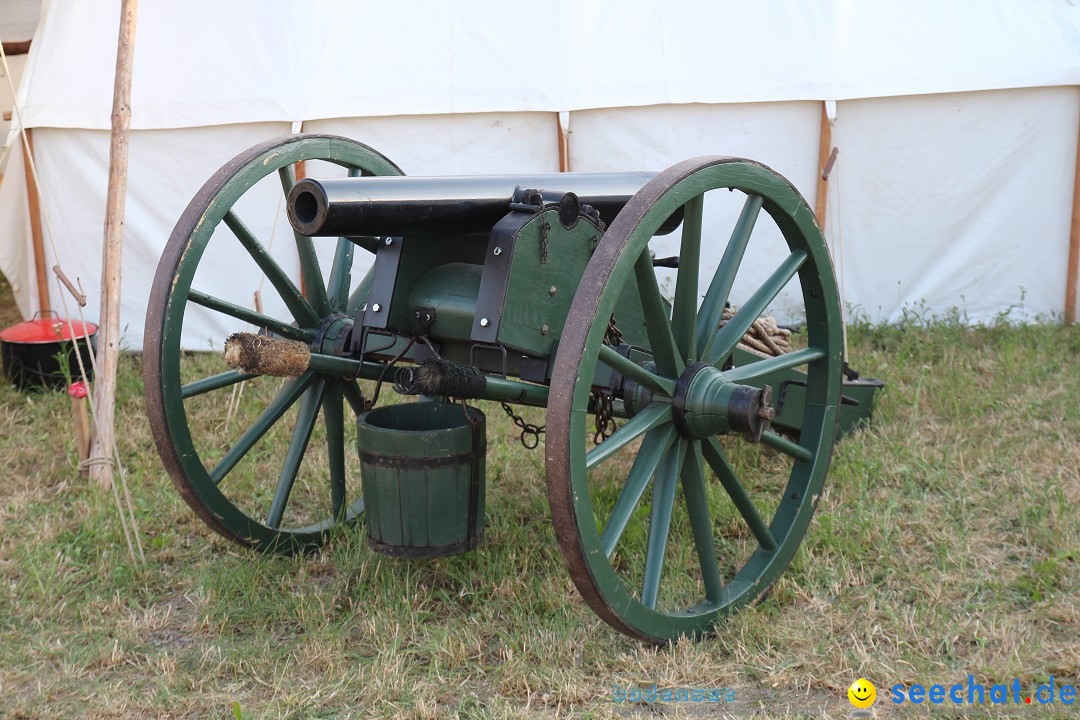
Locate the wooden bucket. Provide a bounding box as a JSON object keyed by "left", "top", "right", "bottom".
{"left": 357, "top": 402, "right": 486, "bottom": 557}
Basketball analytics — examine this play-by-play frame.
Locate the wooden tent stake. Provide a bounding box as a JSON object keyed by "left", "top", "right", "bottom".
{"left": 89, "top": 0, "right": 139, "bottom": 490}
{"left": 21, "top": 128, "right": 49, "bottom": 314}
{"left": 1066, "top": 112, "right": 1080, "bottom": 325}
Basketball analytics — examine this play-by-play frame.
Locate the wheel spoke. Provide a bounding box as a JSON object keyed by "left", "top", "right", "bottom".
{"left": 323, "top": 384, "right": 347, "bottom": 521}
{"left": 585, "top": 403, "right": 672, "bottom": 469}
{"left": 181, "top": 369, "right": 256, "bottom": 399}
{"left": 347, "top": 268, "right": 374, "bottom": 314}
{"left": 325, "top": 238, "right": 354, "bottom": 310}
{"left": 266, "top": 379, "right": 326, "bottom": 528}
{"left": 188, "top": 289, "right": 314, "bottom": 343}
{"left": 634, "top": 250, "right": 685, "bottom": 378}
{"left": 342, "top": 381, "right": 367, "bottom": 416}
{"left": 760, "top": 430, "right": 813, "bottom": 462}
{"left": 210, "top": 373, "right": 315, "bottom": 485}
{"left": 641, "top": 440, "right": 684, "bottom": 609}
{"left": 695, "top": 194, "right": 763, "bottom": 355}
{"left": 671, "top": 195, "right": 703, "bottom": 362}
{"left": 723, "top": 346, "right": 826, "bottom": 383}
{"left": 703, "top": 250, "right": 807, "bottom": 366}
{"left": 600, "top": 427, "right": 677, "bottom": 557}
{"left": 280, "top": 164, "right": 331, "bottom": 315}
{"left": 702, "top": 437, "right": 778, "bottom": 551}
{"left": 597, "top": 344, "right": 675, "bottom": 397}
{"left": 679, "top": 440, "right": 723, "bottom": 602}
{"left": 325, "top": 167, "right": 362, "bottom": 309}
{"left": 223, "top": 210, "right": 319, "bottom": 326}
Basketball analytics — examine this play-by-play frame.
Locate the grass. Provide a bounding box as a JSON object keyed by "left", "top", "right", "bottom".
{"left": 0, "top": 267, "right": 1077, "bottom": 718}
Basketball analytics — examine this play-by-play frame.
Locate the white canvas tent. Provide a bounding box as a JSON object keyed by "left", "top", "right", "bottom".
{"left": 2, "top": 0, "right": 1080, "bottom": 350}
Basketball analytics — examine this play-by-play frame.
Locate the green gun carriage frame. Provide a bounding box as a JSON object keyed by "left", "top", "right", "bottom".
{"left": 145, "top": 134, "right": 881, "bottom": 642}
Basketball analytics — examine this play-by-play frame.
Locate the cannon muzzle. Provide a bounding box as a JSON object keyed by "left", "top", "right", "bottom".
{"left": 287, "top": 172, "right": 682, "bottom": 237}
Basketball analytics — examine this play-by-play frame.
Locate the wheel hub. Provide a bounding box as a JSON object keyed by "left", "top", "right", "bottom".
{"left": 312, "top": 314, "right": 353, "bottom": 356}
{"left": 671, "top": 362, "right": 776, "bottom": 441}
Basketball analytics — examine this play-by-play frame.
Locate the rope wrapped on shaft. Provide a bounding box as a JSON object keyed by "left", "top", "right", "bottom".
{"left": 395, "top": 358, "right": 487, "bottom": 399}
{"left": 224, "top": 332, "right": 310, "bottom": 377}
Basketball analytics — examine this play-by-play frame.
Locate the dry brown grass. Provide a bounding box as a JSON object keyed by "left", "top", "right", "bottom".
{"left": 0, "top": 267, "right": 1076, "bottom": 718}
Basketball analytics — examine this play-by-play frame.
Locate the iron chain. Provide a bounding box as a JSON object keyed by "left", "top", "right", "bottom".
{"left": 501, "top": 401, "right": 544, "bottom": 449}
{"left": 591, "top": 389, "right": 617, "bottom": 445}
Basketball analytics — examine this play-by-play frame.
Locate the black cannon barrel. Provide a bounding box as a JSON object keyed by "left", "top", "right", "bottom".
{"left": 287, "top": 172, "right": 681, "bottom": 237}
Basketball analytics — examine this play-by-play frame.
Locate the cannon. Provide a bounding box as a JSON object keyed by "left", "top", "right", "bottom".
{"left": 144, "top": 134, "right": 881, "bottom": 642}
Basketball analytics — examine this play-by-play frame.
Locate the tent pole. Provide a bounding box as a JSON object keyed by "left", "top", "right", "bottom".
{"left": 89, "top": 0, "right": 139, "bottom": 490}
{"left": 814, "top": 102, "right": 831, "bottom": 228}
{"left": 1, "top": 39, "right": 31, "bottom": 56}
{"left": 1067, "top": 110, "right": 1080, "bottom": 325}
{"left": 293, "top": 121, "right": 308, "bottom": 298}
{"left": 21, "top": 128, "right": 49, "bottom": 315}
{"left": 557, "top": 112, "right": 570, "bottom": 172}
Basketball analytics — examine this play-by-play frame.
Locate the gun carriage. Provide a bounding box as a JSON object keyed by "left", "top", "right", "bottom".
{"left": 145, "top": 134, "right": 880, "bottom": 641}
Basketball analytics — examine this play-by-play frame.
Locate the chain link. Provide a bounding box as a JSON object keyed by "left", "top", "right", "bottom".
{"left": 591, "top": 389, "right": 617, "bottom": 444}
{"left": 501, "top": 401, "right": 544, "bottom": 449}
{"left": 604, "top": 312, "right": 623, "bottom": 346}
{"left": 592, "top": 312, "right": 623, "bottom": 444}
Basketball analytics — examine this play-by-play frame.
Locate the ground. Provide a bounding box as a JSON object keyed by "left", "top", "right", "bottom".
{"left": 0, "top": 274, "right": 1077, "bottom": 718}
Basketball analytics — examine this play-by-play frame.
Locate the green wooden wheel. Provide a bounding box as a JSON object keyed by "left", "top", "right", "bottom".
{"left": 546, "top": 157, "right": 843, "bottom": 642}
{"left": 145, "top": 134, "right": 403, "bottom": 553}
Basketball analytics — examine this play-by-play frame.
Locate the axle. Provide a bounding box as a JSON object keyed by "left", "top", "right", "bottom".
{"left": 286, "top": 172, "right": 683, "bottom": 237}
{"left": 222, "top": 331, "right": 551, "bottom": 408}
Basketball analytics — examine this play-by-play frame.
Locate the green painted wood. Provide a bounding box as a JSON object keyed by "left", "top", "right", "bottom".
{"left": 600, "top": 427, "right": 676, "bottom": 557}
{"left": 497, "top": 210, "right": 598, "bottom": 356}
{"left": 597, "top": 344, "right": 675, "bottom": 397}
{"left": 703, "top": 250, "right": 807, "bottom": 367}
{"left": 386, "top": 236, "right": 488, "bottom": 333}
{"left": 223, "top": 210, "right": 319, "bottom": 326}
{"left": 671, "top": 195, "right": 703, "bottom": 362}
{"left": 357, "top": 402, "right": 485, "bottom": 556}
{"left": 701, "top": 436, "right": 778, "bottom": 551}
{"left": 633, "top": 250, "right": 685, "bottom": 378}
{"left": 280, "top": 164, "right": 331, "bottom": 316}
{"left": 678, "top": 441, "right": 723, "bottom": 603}
{"left": 724, "top": 346, "right": 825, "bottom": 383}
{"left": 641, "top": 440, "right": 683, "bottom": 609}
{"left": 210, "top": 373, "right": 315, "bottom": 486}
{"left": 147, "top": 134, "right": 402, "bottom": 553}
{"left": 759, "top": 430, "right": 813, "bottom": 462}
{"left": 585, "top": 403, "right": 672, "bottom": 469}
{"left": 695, "top": 194, "right": 763, "bottom": 352}
{"left": 180, "top": 369, "right": 256, "bottom": 399}
{"left": 326, "top": 237, "right": 354, "bottom": 311}
{"left": 267, "top": 380, "right": 326, "bottom": 528}
{"left": 726, "top": 346, "right": 882, "bottom": 439}
{"left": 348, "top": 267, "right": 375, "bottom": 315}
{"left": 548, "top": 156, "right": 844, "bottom": 641}
{"left": 489, "top": 209, "right": 651, "bottom": 357}
{"left": 323, "top": 384, "right": 347, "bottom": 521}
{"left": 187, "top": 289, "right": 313, "bottom": 343}
{"left": 407, "top": 262, "right": 483, "bottom": 341}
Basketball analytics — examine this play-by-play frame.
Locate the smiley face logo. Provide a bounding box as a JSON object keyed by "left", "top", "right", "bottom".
{"left": 848, "top": 678, "right": 877, "bottom": 709}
